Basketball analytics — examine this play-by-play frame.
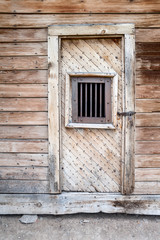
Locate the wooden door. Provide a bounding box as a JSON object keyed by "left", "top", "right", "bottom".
{"left": 60, "top": 37, "right": 123, "bottom": 192}
{"left": 48, "top": 24, "right": 135, "bottom": 194}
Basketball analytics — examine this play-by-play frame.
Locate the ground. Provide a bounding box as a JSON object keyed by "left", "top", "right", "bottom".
{"left": 0, "top": 213, "right": 160, "bottom": 240}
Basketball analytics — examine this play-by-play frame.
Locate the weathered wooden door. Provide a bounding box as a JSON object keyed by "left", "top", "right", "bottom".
{"left": 48, "top": 24, "right": 135, "bottom": 195}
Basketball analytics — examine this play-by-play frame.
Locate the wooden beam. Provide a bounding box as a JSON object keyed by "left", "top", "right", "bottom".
{"left": 0, "top": 56, "right": 48, "bottom": 70}
{"left": 48, "top": 24, "right": 134, "bottom": 36}
{"left": 0, "top": 70, "right": 48, "bottom": 84}
{"left": 0, "top": 84, "right": 47, "bottom": 98}
{"left": 1, "top": 193, "right": 160, "bottom": 215}
{"left": 0, "top": 140, "right": 48, "bottom": 153}
{"left": 0, "top": 180, "right": 49, "bottom": 194}
{"left": 0, "top": 126, "right": 48, "bottom": 139}
{"left": 0, "top": 98, "right": 47, "bottom": 111}
{"left": 0, "top": 0, "right": 160, "bottom": 13}
{"left": 136, "top": 113, "right": 160, "bottom": 127}
{"left": 0, "top": 28, "right": 47, "bottom": 42}
{"left": 0, "top": 43, "right": 47, "bottom": 56}
{"left": 0, "top": 153, "right": 48, "bottom": 167}
{"left": 0, "top": 112, "right": 48, "bottom": 125}
{"left": 0, "top": 14, "right": 160, "bottom": 28}
{"left": 122, "top": 34, "right": 135, "bottom": 194}
{"left": 48, "top": 36, "right": 61, "bottom": 193}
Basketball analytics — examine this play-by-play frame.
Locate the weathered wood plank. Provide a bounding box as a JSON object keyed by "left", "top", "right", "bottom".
{"left": 136, "top": 85, "right": 160, "bottom": 99}
{"left": 0, "top": 84, "right": 47, "bottom": 97}
{"left": 134, "top": 182, "right": 160, "bottom": 194}
{"left": 136, "top": 100, "right": 160, "bottom": 113}
{"left": 0, "top": 28, "right": 159, "bottom": 43}
{"left": 1, "top": 0, "right": 160, "bottom": 13}
{"left": 0, "top": 56, "right": 48, "bottom": 70}
{"left": 136, "top": 113, "right": 160, "bottom": 127}
{"left": 136, "top": 43, "right": 160, "bottom": 56}
{"left": 0, "top": 126, "right": 48, "bottom": 139}
{"left": 1, "top": 193, "right": 160, "bottom": 215}
{"left": 0, "top": 153, "right": 48, "bottom": 167}
{"left": 0, "top": 98, "right": 47, "bottom": 111}
{"left": 137, "top": 56, "right": 160, "bottom": 71}
{"left": 0, "top": 140, "right": 48, "bottom": 153}
{"left": 136, "top": 29, "right": 160, "bottom": 43}
{"left": 0, "top": 180, "right": 49, "bottom": 194}
{"left": 0, "top": 29, "right": 47, "bottom": 42}
{"left": 135, "top": 155, "right": 160, "bottom": 168}
{"left": 136, "top": 128, "right": 160, "bottom": 141}
{"left": 136, "top": 168, "right": 160, "bottom": 182}
{"left": 0, "top": 14, "right": 160, "bottom": 28}
{"left": 0, "top": 167, "right": 48, "bottom": 180}
{"left": 49, "top": 23, "right": 134, "bottom": 36}
{"left": 48, "top": 35, "right": 60, "bottom": 193}
{"left": 136, "top": 141, "right": 160, "bottom": 155}
{"left": 136, "top": 71, "right": 160, "bottom": 85}
{"left": 0, "top": 70, "right": 48, "bottom": 84}
{"left": 0, "top": 112, "right": 48, "bottom": 125}
{"left": 0, "top": 43, "right": 47, "bottom": 56}
{"left": 122, "top": 34, "right": 135, "bottom": 194}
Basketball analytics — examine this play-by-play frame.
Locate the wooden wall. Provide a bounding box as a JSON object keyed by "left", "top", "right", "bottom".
{"left": 0, "top": 0, "right": 160, "bottom": 194}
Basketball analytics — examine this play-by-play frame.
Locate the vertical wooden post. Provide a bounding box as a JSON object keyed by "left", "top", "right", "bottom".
{"left": 48, "top": 35, "right": 61, "bottom": 193}
{"left": 123, "top": 34, "right": 135, "bottom": 194}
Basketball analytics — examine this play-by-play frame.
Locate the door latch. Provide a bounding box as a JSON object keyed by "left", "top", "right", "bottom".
{"left": 117, "top": 111, "right": 136, "bottom": 117}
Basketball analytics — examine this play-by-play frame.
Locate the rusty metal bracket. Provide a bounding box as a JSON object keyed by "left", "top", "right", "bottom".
{"left": 117, "top": 111, "right": 136, "bottom": 117}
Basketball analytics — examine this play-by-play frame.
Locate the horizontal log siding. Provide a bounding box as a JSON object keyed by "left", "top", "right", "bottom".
{"left": 0, "top": 1, "right": 160, "bottom": 13}
{"left": 0, "top": 24, "right": 49, "bottom": 194}
{"left": 135, "top": 30, "right": 160, "bottom": 194}
{"left": 0, "top": 12, "right": 159, "bottom": 195}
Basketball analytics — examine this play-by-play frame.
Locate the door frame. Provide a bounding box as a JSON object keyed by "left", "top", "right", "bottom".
{"left": 48, "top": 23, "right": 135, "bottom": 194}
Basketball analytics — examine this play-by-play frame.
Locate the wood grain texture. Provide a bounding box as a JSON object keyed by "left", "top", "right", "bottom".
{"left": 48, "top": 36, "right": 61, "bottom": 193}
{"left": 136, "top": 141, "right": 160, "bottom": 155}
{"left": 0, "top": 167, "right": 48, "bottom": 180}
{"left": 0, "top": 84, "right": 47, "bottom": 97}
{"left": 136, "top": 43, "right": 160, "bottom": 56}
{"left": 49, "top": 23, "right": 134, "bottom": 36}
{"left": 0, "top": 140, "right": 48, "bottom": 153}
{"left": 1, "top": 193, "right": 160, "bottom": 215}
{"left": 0, "top": 43, "right": 47, "bottom": 56}
{"left": 136, "top": 113, "right": 160, "bottom": 127}
{"left": 136, "top": 168, "right": 160, "bottom": 182}
{"left": 136, "top": 99, "right": 160, "bottom": 112}
{"left": 137, "top": 56, "right": 160, "bottom": 71}
{"left": 134, "top": 182, "right": 160, "bottom": 195}
{"left": 0, "top": 153, "right": 48, "bottom": 167}
{"left": 0, "top": 126, "right": 48, "bottom": 139}
{"left": 0, "top": 14, "right": 160, "bottom": 28}
{"left": 0, "top": 0, "right": 160, "bottom": 13}
{"left": 136, "top": 85, "right": 160, "bottom": 99}
{"left": 0, "top": 98, "right": 47, "bottom": 111}
{"left": 0, "top": 56, "right": 48, "bottom": 70}
{"left": 135, "top": 155, "right": 160, "bottom": 168}
{"left": 123, "top": 34, "right": 135, "bottom": 194}
{"left": 60, "top": 37, "right": 123, "bottom": 193}
{"left": 0, "top": 28, "right": 47, "bottom": 42}
{"left": 0, "top": 112, "right": 48, "bottom": 125}
{"left": 136, "top": 71, "right": 160, "bottom": 85}
{"left": 136, "top": 29, "right": 160, "bottom": 43}
{"left": 0, "top": 180, "right": 49, "bottom": 194}
{"left": 0, "top": 70, "right": 48, "bottom": 84}
{"left": 136, "top": 128, "right": 160, "bottom": 141}
{"left": 0, "top": 28, "right": 158, "bottom": 43}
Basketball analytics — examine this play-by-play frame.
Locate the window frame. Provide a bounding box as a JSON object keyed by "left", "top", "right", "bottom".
{"left": 65, "top": 72, "right": 118, "bottom": 129}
